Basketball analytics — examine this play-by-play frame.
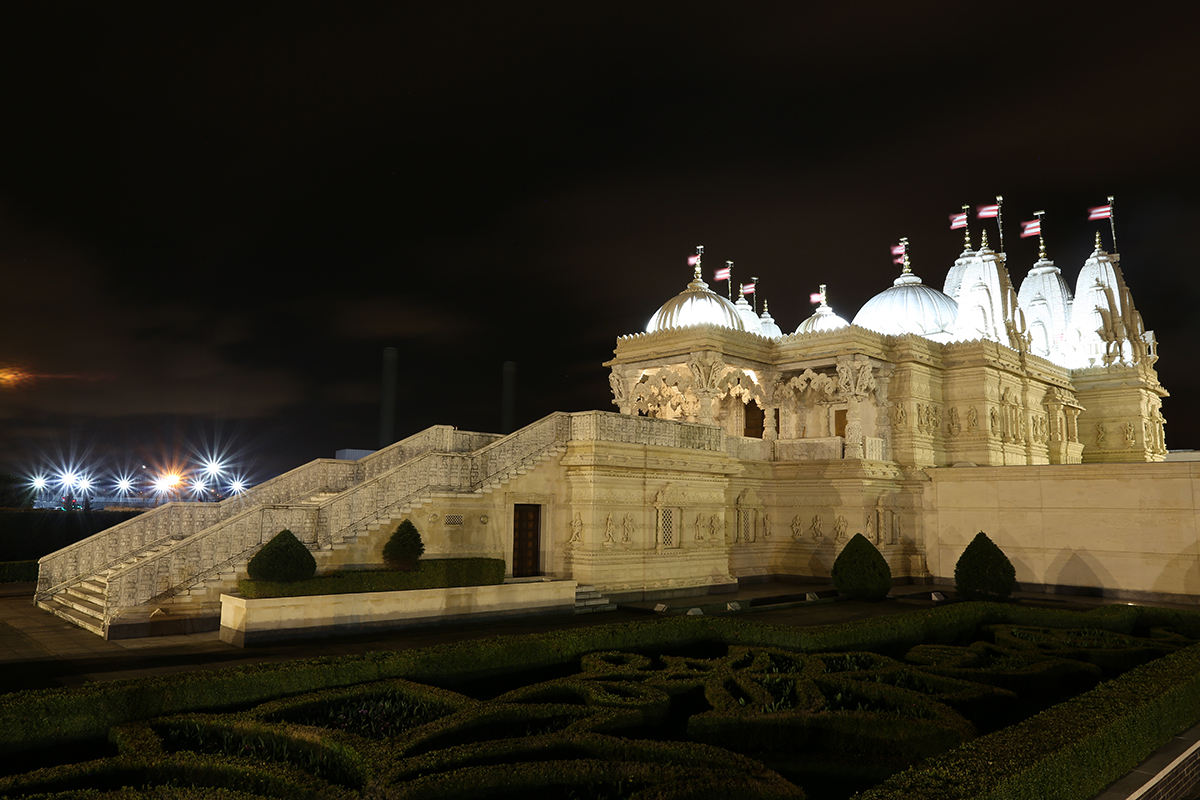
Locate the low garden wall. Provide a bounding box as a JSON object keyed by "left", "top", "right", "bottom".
{"left": 220, "top": 579, "right": 578, "bottom": 646}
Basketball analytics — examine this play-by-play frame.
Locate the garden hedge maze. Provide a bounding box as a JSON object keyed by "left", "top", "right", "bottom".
{"left": 4, "top": 603, "right": 1200, "bottom": 800}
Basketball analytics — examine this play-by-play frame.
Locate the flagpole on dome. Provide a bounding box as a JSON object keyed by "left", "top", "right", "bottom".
{"left": 962, "top": 204, "right": 971, "bottom": 250}
{"left": 949, "top": 208, "right": 970, "bottom": 248}
{"left": 751, "top": 276, "right": 759, "bottom": 314}
{"left": 901, "top": 237, "right": 912, "bottom": 274}
{"left": 1035, "top": 211, "right": 1047, "bottom": 259}
{"left": 1110, "top": 196, "right": 1117, "bottom": 252}
{"left": 996, "top": 196, "right": 1005, "bottom": 255}
{"left": 1087, "top": 198, "right": 1116, "bottom": 252}
{"left": 726, "top": 261, "right": 733, "bottom": 300}
{"left": 687, "top": 245, "right": 705, "bottom": 280}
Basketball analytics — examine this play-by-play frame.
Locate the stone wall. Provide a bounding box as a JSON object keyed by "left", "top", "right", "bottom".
{"left": 924, "top": 461, "right": 1200, "bottom": 602}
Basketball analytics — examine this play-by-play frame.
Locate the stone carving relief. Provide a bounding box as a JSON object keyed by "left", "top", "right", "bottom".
{"left": 1095, "top": 423, "right": 1107, "bottom": 447}
{"left": 622, "top": 514, "right": 635, "bottom": 546}
{"left": 947, "top": 407, "right": 961, "bottom": 437}
{"left": 762, "top": 513, "right": 771, "bottom": 539}
{"left": 809, "top": 514, "right": 823, "bottom": 542}
{"left": 603, "top": 513, "right": 616, "bottom": 548}
{"left": 892, "top": 404, "right": 907, "bottom": 429}
{"left": 784, "top": 368, "right": 839, "bottom": 401}
{"left": 790, "top": 515, "right": 803, "bottom": 541}
{"left": 569, "top": 512, "right": 583, "bottom": 546}
{"left": 836, "top": 360, "right": 876, "bottom": 400}
{"left": 967, "top": 406, "right": 979, "bottom": 433}
{"left": 708, "top": 514, "right": 720, "bottom": 543}
{"left": 631, "top": 367, "right": 696, "bottom": 421}
{"left": 1124, "top": 422, "right": 1136, "bottom": 448}
{"left": 833, "top": 515, "right": 849, "bottom": 542}
{"left": 990, "top": 407, "right": 999, "bottom": 433}
{"left": 694, "top": 513, "right": 706, "bottom": 542}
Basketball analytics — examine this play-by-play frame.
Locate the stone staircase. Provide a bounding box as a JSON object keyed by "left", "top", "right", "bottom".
{"left": 36, "top": 414, "right": 580, "bottom": 638}
{"left": 574, "top": 584, "right": 616, "bottom": 614}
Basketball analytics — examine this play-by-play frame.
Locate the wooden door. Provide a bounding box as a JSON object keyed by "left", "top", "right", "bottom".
{"left": 512, "top": 504, "right": 541, "bottom": 577}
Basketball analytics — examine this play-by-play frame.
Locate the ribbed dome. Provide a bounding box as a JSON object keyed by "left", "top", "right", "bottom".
{"left": 795, "top": 286, "right": 848, "bottom": 334}
{"left": 758, "top": 302, "right": 783, "bottom": 338}
{"left": 732, "top": 292, "right": 762, "bottom": 334}
{"left": 647, "top": 268, "right": 746, "bottom": 333}
{"left": 852, "top": 270, "right": 958, "bottom": 340}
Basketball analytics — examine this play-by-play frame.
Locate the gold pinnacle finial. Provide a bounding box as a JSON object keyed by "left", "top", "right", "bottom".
{"left": 692, "top": 245, "right": 704, "bottom": 280}
{"left": 819, "top": 284, "right": 828, "bottom": 305}
{"left": 1095, "top": 231, "right": 1103, "bottom": 251}
{"left": 900, "top": 237, "right": 912, "bottom": 274}
{"left": 1039, "top": 236, "right": 1047, "bottom": 260}
{"left": 962, "top": 204, "right": 972, "bottom": 250}
{"left": 980, "top": 229, "right": 989, "bottom": 249}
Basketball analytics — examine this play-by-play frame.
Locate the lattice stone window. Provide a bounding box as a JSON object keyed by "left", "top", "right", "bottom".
{"left": 444, "top": 514, "right": 464, "bottom": 527}
{"left": 737, "top": 508, "right": 755, "bottom": 543}
{"left": 657, "top": 507, "right": 680, "bottom": 549}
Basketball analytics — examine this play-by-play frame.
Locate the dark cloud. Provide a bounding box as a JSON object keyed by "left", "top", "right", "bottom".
{"left": 1, "top": 2, "right": 1197, "bottom": 482}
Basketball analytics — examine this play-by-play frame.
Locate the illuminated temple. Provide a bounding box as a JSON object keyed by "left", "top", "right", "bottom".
{"left": 36, "top": 231, "right": 1196, "bottom": 639}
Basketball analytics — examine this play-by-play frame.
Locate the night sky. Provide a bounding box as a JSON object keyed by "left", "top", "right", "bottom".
{"left": 2, "top": 3, "right": 1199, "bottom": 487}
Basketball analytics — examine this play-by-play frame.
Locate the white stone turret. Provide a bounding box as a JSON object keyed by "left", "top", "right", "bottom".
{"left": 1018, "top": 252, "right": 1073, "bottom": 363}
{"left": 946, "top": 232, "right": 1026, "bottom": 349}
{"left": 1062, "top": 233, "right": 1151, "bottom": 368}
{"left": 733, "top": 290, "right": 762, "bottom": 334}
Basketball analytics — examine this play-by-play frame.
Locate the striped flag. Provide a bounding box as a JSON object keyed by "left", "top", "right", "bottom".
{"left": 890, "top": 244, "right": 905, "bottom": 255}
{"left": 1088, "top": 204, "right": 1112, "bottom": 220}
{"left": 977, "top": 204, "right": 1000, "bottom": 219}
{"left": 810, "top": 292, "right": 822, "bottom": 304}
{"left": 1020, "top": 219, "right": 1041, "bottom": 238}
{"left": 713, "top": 266, "right": 731, "bottom": 282}
{"left": 740, "top": 282, "right": 756, "bottom": 295}
{"left": 949, "top": 212, "right": 968, "bottom": 230}
{"left": 687, "top": 255, "right": 701, "bottom": 266}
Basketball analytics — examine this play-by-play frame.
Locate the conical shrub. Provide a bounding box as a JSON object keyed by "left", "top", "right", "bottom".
{"left": 831, "top": 533, "right": 892, "bottom": 602}
{"left": 383, "top": 519, "right": 425, "bottom": 571}
{"left": 246, "top": 529, "right": 316, "bottom": 583}
{"left": 954, "top": 531, "right": 1016, "bottom": 601}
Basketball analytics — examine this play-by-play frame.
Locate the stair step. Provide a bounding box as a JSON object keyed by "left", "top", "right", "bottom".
{"left": 574, "top": 603, "right": 617, "bottom": 614}
{"left": 37, "top": 598, "right": 106, "bottom": 636}
{"left": 576, "top": 597, "right": 611, "bottom": 607}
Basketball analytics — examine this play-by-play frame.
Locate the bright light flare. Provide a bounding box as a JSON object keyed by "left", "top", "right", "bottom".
{"left": 202, "top": 459, "right": 225, "bottom": 477}
{"left": 154, "top": 474, "right": 183, "bottom": 494}
{"left": 229, "top": 479, "right": 247, "bottom": 495}
{"left": 58, "top": 472, "right": 79, "bottom": 489}
{"left": 115, "top": 478, "right": 134, "bottom": 494}
{"left": 31, "top": 476, "right": 48, "bottom": 491}
{"left": 77, "top": 477, "right": 93, "bottom": 493}
{"left": 0, "top": 365, "right": 33, "bottom": 388}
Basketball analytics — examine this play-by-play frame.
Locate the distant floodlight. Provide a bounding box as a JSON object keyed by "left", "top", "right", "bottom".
{"left": 154, "top": 474, "right": 182, "bottom": 493}
{"left": 77, "top": 477, "right": 93, "bottom": 492}
{"left": 116, "top": 478, "right": 133, "bottom": 493}
{"left": 202, "top": 459, "right": 224, "bottom": 476}
{"left": 31, "top": 476, "right": 48, "bottom": 490}
{"left": 59, "top": 472, "right": 78, "bottom": 489}
{"left": 229, "top": 479, "right": 246, "bottom": 495}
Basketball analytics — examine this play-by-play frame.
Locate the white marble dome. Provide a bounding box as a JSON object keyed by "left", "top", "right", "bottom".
{"left": 852, "top": 268, "right": 958, "bottom": 340}
{"left": 795, "top": 287, "right": 849, "bottom": 334}
{"left": 647, "top": 267, "right": 746, "bottom": 333}
{"left": 758, "top": 303, "right": 783, "bottom": 338}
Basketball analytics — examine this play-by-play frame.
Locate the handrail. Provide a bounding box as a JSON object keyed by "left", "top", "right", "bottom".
{"left": 37, "top": 424, "right": 467, "bottom": 600}
{"left": 66, "top": 411, "right": 733, "bottom": 618}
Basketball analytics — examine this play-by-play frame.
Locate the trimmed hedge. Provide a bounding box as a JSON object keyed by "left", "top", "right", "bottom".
{"left": 382, "top": 519, "right": 425, "bottom": 571}
{"left": 238, "top": 558, "right": 506, "bottom": 598}
{"left": 245, "top": 530, "right": 316, "bottom": 583}
{"left": 954, "top": 531, "right": 1017, "bottom": 601}
{"left": 0, "top": 560, "right": 38, "bottom": 583}
{"left": 3, "top": 604, "right": 1200, "bottom": 800}
{"left": 832, "top": 533, "right": 892, "bottom": 601}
